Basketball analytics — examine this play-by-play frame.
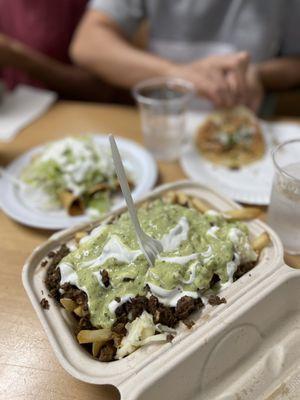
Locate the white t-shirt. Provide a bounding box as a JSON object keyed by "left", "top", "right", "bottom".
{"left": 89, "top": 0, "right": 300, "bottom": 62}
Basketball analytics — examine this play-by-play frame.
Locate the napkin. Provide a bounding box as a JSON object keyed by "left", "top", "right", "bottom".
{"left": 0, "top": 85, "right": 57, "bottom": 141}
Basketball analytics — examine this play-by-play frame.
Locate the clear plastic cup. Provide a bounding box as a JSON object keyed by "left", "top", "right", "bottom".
{"left": 267, "top": 139, "right": 300, "bottom": 255}
{"left": 133, "top": 77, "right": 195, "bottom": 161}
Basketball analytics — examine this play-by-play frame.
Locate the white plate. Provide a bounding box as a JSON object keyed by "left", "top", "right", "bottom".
{"left": 181, "top": 113, "right": 300, "bottom": 205}
{"left": 0, "top": 135, "right": 157, "bottom": 230}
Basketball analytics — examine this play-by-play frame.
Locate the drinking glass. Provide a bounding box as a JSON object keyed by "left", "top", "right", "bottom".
{"left": 133, "top": 77, "right": 194, "bottom": 161}
{"left": 267, "top": 139, "right": 300, "bottom": 254}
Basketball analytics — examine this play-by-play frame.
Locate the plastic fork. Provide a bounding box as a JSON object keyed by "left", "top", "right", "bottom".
{"left": 109, "top": 134, "right": 163, "bottom": 266}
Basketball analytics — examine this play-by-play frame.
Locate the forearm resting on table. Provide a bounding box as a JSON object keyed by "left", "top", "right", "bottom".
{"left": 6, "top": 40, "right": 113, "bottom": 101}
{"left": 70, "top": 11, "right": 174, "bottom": 88}
{"left": 257, "top": 57, "right": 300, "bottom": 91}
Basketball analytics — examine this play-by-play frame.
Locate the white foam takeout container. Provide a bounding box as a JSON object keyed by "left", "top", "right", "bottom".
{"left": 22, "top": 181, "right": 300, "bottom": 400}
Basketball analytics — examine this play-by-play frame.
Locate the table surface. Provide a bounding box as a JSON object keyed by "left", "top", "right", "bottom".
{"left": 0, "top": 101, "right": 299, "bottom": 400}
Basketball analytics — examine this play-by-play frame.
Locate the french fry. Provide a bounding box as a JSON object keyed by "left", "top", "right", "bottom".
{"left": 77, "top": 328, "right": 112, "bottom": 344}
{"left": 224, "top": 207, "right": 261, "bottom": 221}
{"left": 59, "top": 190, "right": 85, "bottom": 216}
{"left": 92, "top": 342, "right": 102, "bottom": 357}
{"left": 139, "top": 201, "right": 149, "bottom": 210}
{"left": 187, "top": 198, "right": 194, "bottom": 209}
{"left": 74, "top": 305, "right": 88, "bottom": 317}
{"left": 75, "top": 231, "right": 87, "bottom": 243}
{"left": 163, "top": 191, "right": 177, "bottom": 204}
{"left": 252, "top": 232, "right": 270, "bottom": 252}
{"left": 176, "top": 191, "right": 189, "bottom": 206}
{"left": 191, "top": 197, "right": 211, "bottom": 213}
{"left": 60, "top": 298, "right": 77, "bottom": 312}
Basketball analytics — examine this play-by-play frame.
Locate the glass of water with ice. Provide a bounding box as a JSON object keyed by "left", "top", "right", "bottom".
{"left": 133, "top": 77, "right": 194, "bottom": 161}
{"left": 267, "top": 139, "right": 300, "bottom": 255}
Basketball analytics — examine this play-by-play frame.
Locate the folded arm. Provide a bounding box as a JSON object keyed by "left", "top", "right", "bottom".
{"left": 71, "top": 10, "right": 252, "bottom": 108}
{"left": 256, "top": 57, "right": 300, "bottom": 91}
{"left": 0, "top": 33, "right": 113, "bottom": 101}
{"left": 70, "top": 10, "right": 174, "bottom": 88}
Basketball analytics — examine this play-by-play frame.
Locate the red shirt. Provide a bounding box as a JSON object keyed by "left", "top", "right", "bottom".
{"left": 0, "top": 0, "right": 88, "bottom": 89}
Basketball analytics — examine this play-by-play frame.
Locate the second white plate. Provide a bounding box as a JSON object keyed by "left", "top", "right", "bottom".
{"left": 181, "top": 113, "right": 300, "bottom": 205}
{"left": 0, "top": 134, "right": 157, "bottom": 230}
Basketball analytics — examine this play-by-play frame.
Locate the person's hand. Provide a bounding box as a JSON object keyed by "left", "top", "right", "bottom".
{"left": 168, "top": 51, "right": 250, "bottom": 108}
{"left": 243, "top": 64, "right": 264, "bottom": 113}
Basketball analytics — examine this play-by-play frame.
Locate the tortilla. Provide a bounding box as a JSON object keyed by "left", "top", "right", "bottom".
{"left": 59, "top": 190, "right": 85, "bottom": 216}
{"left": 87, "top": 182, "right": 111, "bottom": 195}
{"left": 196, "top": 106, "right": 265, "bottom": 169}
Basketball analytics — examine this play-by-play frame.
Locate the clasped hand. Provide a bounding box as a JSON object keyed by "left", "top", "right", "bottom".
{"left": 169, "top": 51, "right": 264, "bottom": 112}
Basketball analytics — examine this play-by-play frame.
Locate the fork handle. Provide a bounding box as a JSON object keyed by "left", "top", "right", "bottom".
{"left": 109, "top": 135, "right": 144, "bottom": 237}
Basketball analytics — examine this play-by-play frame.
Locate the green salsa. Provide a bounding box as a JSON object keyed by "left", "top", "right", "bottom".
{"left": 59, "top": 200, "right": 257, "bottom": 328}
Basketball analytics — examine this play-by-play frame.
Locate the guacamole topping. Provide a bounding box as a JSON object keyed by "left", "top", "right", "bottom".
{"left": 21, "top": 136, "right": 118, "bottom": 214}
{"left": 58, "top": 200, "right": 257, "bottom": 328}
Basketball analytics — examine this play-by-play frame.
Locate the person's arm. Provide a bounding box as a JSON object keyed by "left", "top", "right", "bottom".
{"left": 241, "top": 58, "right": 300, "bottom": 113}
{"left": 0, "top": 34, "right": 113, "bottom": 101}
{"left": 71, "top": 10, "right": 251, "bottom": 108}
{"left": 256, "top": 57, "right": 300, "bottom": 91}
{"left": 265, "top": 0, "right": 300, "bottom": 91}
{"left": 70, "top": 10, "right": 174, "bottom": 88}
